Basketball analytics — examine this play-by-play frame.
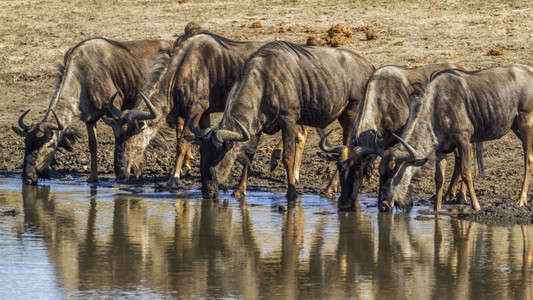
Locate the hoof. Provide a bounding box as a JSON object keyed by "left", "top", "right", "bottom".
{"left": 166, "top": 178, "right": 180, "bottom": 190}
{"left": 378, "top": 202, "right": 392, "bottom": 212}
{"left": 319, "top": 189, "right": 335, "bottom": 199}
{"left": 286, "top": 185, "right": 298, "bottom": 201}
{"left": 338, "top": 201, "right": 355, "bottom": 211}
{"left": 232, "top": 189, "right": 246, "bottom": 199}
{"left": 202, "top": 188, "right": 219, "bottom": 200}
{"left": 454, "top": 195, "right": 468, "bottom": 205}
{"left": 181, "top": 166, "right": 190, "bottom": 177}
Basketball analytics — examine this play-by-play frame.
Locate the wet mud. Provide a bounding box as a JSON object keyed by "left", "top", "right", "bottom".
{"left": 1, "top": 1, "right": 533, "bottom": 223}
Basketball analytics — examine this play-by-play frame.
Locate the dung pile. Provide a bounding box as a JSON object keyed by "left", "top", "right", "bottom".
{"left": 184, "top": 21, "right": 202, "bottom": 35}
{"left": 487, "top": 42, "right": 506, "bottom": 56}
{"left": 305, "top": 23, "right": 353, "bottom": 47}
{"left": 326, "top": 24, "right": 352, "bottom": 47}
{"left": 306, "top": 36, "right": 326, "bottom": 46}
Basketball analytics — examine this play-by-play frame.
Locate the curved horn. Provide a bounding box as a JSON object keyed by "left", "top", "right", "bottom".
{"left": 392, "top": 133, "right": 418, "bottom": 160}
{"left": 124, "top": 93, "right": 159, "bottom": 124}
{"left": 18, "top": 109, "right": 31, "bottom": 131}
{"left": 216, "top": 118, "right": 250, "bottom": 142}
{"left": 371, "top": 131, "right": 384, "bottom": 156}
{"left": 319, "top": 130, "right": 345, "bottom": 154}
{"left": 187, "top": 114, "right": 206, "bottom": 138}
{"left": 139, "top": 93, "right": 158, "bottom": 120}
{"left": 353, "top": 146, "right": 380, "bottom": 156}
{"left": 108, "top": 91, "right": 123, "bottom": 119}
{"left": 49, "top": 109, "right": 64, "bottom": 131}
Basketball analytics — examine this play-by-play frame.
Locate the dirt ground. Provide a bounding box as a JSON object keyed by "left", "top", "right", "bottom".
{"left": 1, "top": 0, "right": 533, "bottom": 221}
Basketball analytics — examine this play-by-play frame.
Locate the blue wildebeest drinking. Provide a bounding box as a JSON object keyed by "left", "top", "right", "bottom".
{"left": 102, "top": 31, "right": 268, "bottom": 188}
{"left": 189, "top": 41, "right": 374, "bottom": 200}
{"left": 378, "top": 64, "right": 533, "bottom": 212}
{"left": 320, "top": 63, "right": 484, "bottom": 211}
{"left": 12, "top": 38, "right": 172, "bottom": 184}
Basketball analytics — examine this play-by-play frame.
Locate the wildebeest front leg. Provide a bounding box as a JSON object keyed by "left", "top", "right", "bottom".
{"left": 457, "top": 140, "right": 481, "bottom": 211}
{"left": 232, "top": 164, "right": 248, "bottom": 199}
{"left": 293, "top": 125, "right": 308, "bottom": 184}
{"left": 280, "top": 118, "right": 298, "bottom": 201}
{"left": 86, "top": 121, "right": 98, "bottom": 183}
{"left": 433, "top": 154, "right": 447, "bottom": 211}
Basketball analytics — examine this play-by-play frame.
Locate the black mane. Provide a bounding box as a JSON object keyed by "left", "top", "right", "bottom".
{"left": 252, "top": 41, "right": 314, "bottom": 60}
{"left": 173, "top": 30, "right": 247, "bottom": 51}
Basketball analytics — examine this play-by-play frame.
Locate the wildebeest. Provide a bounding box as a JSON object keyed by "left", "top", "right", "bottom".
{"left": 378, "top": 64, "right": 533, "bottom": 212}
{"left": 12, "top": 37, "right": 172, "bottom": 185}
{"left": 269, "top": 126, "right": 327, "bottom": 184}
{"left": 102, "top": 31, "right": 266, "bottom": 187}
{"left": 189, "top": 41, "right": 374, "bottom": 200}
{"left": 320, "top": 63, "right": 485, "bottom": 211}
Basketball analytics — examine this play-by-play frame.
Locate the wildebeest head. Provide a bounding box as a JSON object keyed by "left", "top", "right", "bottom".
{"left": 12, "top": 109, "right": 73, "bottom": 185}
{"left": 319, "top": 130, "right": 381, "bottom": 211}
{"left": 188, "top": 115, "right": 250, "bottom": 199}
{"left": 377, "top": 133, "right": 427, "bottom": 212}
{"left": 102, "top": 91, "right": 158, "bottom": 181}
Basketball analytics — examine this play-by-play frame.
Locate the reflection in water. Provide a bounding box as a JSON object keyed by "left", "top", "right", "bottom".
{"left": 0, "top": 182, "right": 530, "bottom": 298}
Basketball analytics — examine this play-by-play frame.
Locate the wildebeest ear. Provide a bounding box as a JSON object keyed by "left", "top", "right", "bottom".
{"left": 316, "top": 151, "right": 339, "bottom": 162}
{"left": 102, "top": 117, "right": 118, "bottom": 127}
{"left": 184, "top": 135, "right": 201, "bottom": 145}
{"left": 12, "top": 126, "right": 26, "bottom": 137}
{"left": 407, "top": 158, "right": 428, "bottom": 167}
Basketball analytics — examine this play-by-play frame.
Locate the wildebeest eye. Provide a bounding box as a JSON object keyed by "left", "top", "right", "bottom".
{"left": 137, "top": 121, "right": 147, "bottom": 130}
{"left": 35, "top": 130, "right": 45, "bottom": 138}
{"left": 121, "top": 123, "right": 129, "bottom": 132}
{"left": 222, "top": 141, "right": 234, "bottom": 151}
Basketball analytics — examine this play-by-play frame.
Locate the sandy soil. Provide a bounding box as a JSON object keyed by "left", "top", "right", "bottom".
{"left": 1, "top": 0, "right": 533, "bottom": 221}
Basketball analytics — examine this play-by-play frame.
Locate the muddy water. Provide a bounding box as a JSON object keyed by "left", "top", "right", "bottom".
{"left": 0, "top": 178, "right": 532, "bottom": 299}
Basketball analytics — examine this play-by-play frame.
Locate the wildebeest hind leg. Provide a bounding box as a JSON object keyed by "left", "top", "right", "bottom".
{"left": 457, "top": 140, "right": 480, "bottom": 211}
{"left": 443, "top": 149, "right": 467, "bottom": 204}
{"left": 167, "top": 118, "right": 187, "bottom": 188}
{"left": 86, "top": 121, "right": 98, "bottom": 183}
{"left": 178, "top": 116, "right": 194, "bottom": 172}
{"left": 516, "top": 121, "right": 533, "bottom": 206}
{"left": 321, "top": 111, "right": 354, "bottom": 198}
{"left": 269, "top": 125, "right": 308, "bottom": 185}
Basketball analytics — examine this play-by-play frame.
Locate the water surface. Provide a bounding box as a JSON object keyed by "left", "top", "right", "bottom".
{"left": 0, "top": 177, "right": 531, "bottom": 299}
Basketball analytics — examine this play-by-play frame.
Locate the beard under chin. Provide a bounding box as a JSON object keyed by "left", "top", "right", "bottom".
{"left": 37, "top": 168, "right": 51, "bottom": 180}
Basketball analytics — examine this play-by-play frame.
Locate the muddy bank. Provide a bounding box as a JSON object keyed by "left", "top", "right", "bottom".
{"left": 1, "top": 0, "right": 533, "bottom": 223}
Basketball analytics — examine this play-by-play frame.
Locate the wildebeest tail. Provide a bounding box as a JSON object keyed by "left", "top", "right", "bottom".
{"left": 473, "top": 142, "right": 485, "bottom": 178}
